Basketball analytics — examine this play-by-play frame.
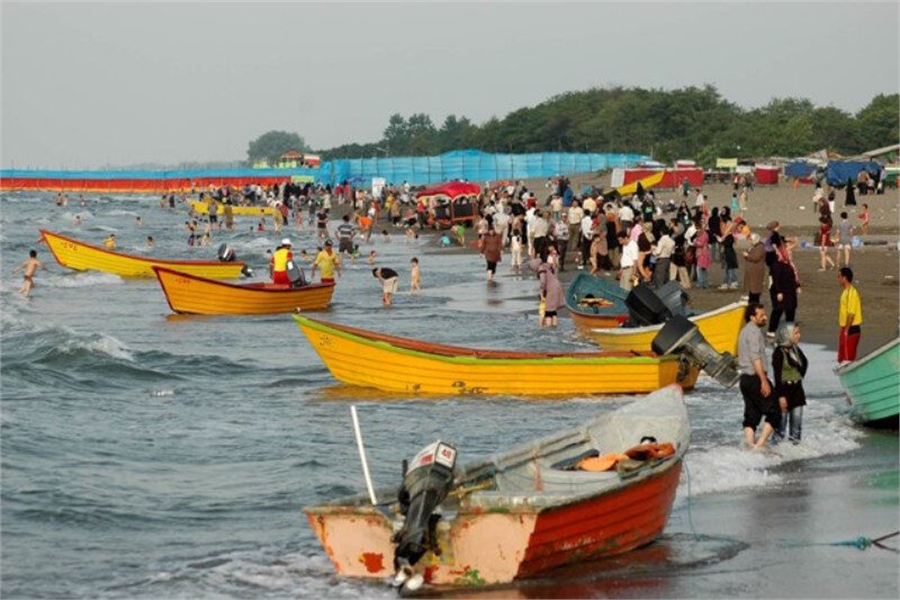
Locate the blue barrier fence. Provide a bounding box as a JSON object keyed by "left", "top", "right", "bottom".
{"left": 1, "top": 150, "right": 649, "bottom": 187}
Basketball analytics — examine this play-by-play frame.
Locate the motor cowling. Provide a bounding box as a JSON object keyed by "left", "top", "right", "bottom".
{"left": 392, "top": 441, "right": 456, "bottom": 578}
{"left": 652, "top": 315, "right": 740, "bottom": 387}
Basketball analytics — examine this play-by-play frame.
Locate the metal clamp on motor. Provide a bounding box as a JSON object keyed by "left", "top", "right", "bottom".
{"left": 652, "top": 315, "right": 740, "bottom": 387}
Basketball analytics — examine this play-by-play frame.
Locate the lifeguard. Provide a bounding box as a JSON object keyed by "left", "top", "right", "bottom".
{"left": 270, "top": 238, "right": 294, "bottom": 285}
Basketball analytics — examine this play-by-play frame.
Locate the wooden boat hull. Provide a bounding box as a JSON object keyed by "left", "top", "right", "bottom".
{"left": 40, "top": 229, "right": 246, "bottom": 279}
{"left": 305, "top": 385, "right": 689, "bottom": 586}
{"left": 153, "top": 267, "right": 334, "bottom": 315}
{"left": 293, "top": 315, "right": 697, "bottom": 395}
{"left": 190, "top": 201, "right": 275, "bottom": 216}
{"left": 565, "top": 272, "right": 630, "bottom": 330}
{"left": 835, "top": 338, "right": 900, "bottom": 424}
{"left": 585, "top": 302, "right": 746, "bottom": 355}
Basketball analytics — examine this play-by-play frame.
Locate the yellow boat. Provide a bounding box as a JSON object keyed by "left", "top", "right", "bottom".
{"left": 616, "top": 170, "right": 665, "bottom": 197}
{"left": 190, "top": 200, "right": 275, "bottom": 216}
{"left": 40, "top": 229, "right": 246, "bottom": 279}
{"left": 583, "top": 302, "right": 746, "bottom": 355}
{"left": 153, "top": 267, "right": 334, "bottom": 315}
{"left": 293, "top": 315, "right": 698, "bottom": 396}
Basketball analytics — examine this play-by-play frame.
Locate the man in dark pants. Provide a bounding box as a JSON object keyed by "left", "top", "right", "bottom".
{"left": 738, "top": 303, "right": 781, "bottom": 449}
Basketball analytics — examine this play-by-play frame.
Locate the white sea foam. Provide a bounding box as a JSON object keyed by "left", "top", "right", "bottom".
{"left": 57, "top": 333, "right": 134, "bottom": 362}
{"left": 680, "top": 400, "right": 863, "bottom": 497}
{"left": 46, "top": 272, "right": 123, "bottom": 288}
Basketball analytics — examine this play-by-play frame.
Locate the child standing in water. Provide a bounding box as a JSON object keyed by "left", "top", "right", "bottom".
{"left": 410, "top": 257, "right": 421, "bottom": 293}
{"left": 772, "top": 322, "right": 808, "bottom": 444}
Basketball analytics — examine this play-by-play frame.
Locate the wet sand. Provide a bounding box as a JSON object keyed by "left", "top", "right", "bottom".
{"left": 414, "top": 176, "right": 900, "bottom": 355}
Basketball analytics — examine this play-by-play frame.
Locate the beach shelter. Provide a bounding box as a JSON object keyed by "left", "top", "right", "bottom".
{"left": 416, "top": 181, "right": 481, "bottom": 228}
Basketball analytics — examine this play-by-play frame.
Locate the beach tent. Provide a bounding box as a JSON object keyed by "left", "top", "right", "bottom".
{"left": 825, "top": 160, "right": 881, "bottom": 186}
{"left": 416, "top": 181, "right": 481, "bottom": 228}
{"left": 785, "top": 160, "right": 818, "bottom": 179}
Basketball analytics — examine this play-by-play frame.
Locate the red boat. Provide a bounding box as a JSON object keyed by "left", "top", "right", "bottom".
{"left": 304, "top": 384, "right": 689, "bottom": 591}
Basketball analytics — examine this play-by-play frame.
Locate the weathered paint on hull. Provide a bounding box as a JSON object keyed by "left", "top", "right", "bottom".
{"left": 836, "top": 338, "right": 900, "bottom": 423}
{"left": 570, "top": 310, "right": 629, "bottom": 330}
{"left": 294, "top": 316, "right": 697, "bottom": 396}
{"left": 304, "top": 462, "right": 682, "bottom": 586}
{"left": 153, "top": 267, "right": 334, "bottom": 315}
{"left": 40, "top": 229, "right": 245, "bottom": 279}
{"left": 584, "top": 302, "right": 746, "bottom": 355}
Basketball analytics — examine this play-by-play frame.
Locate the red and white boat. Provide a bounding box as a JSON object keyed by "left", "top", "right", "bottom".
{"left": 304, "top": 384, "right": 690, "bottom": 591}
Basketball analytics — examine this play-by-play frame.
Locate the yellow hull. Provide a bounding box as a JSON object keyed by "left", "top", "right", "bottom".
{"left": 40, "top": 229, "right": 246, "bottom": 279}
{"left": 585, "top": 302, "right": 746, "bottom": 355}
{"left": 294, "top": 316, "right": 697, "bottom": 396}
{"left": 154, "top": 267, "right": 334, "bottom": 315}
{"left": 190, "top": 201, "right": 275, "bottom": 216}
{"left": 616, "top": 171, "right": 665, "bottom": 197}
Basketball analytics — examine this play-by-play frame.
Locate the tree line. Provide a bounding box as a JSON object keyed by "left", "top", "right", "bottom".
{"left": 248, "top": 85, "right": 898, "bottom": 167}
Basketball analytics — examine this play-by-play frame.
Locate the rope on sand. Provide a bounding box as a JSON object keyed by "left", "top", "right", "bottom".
{"left": 787, "top": 530, "right": 899, "bottom": 552}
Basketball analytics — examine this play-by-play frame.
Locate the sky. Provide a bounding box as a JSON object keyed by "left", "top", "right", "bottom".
{"left": 2, "top": 1, "right": 898, "bottom": 170}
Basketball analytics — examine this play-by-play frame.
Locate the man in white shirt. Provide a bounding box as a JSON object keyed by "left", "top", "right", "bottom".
{"left": 694, "top": 188, "right": 705, "bottom": 209}
{"left": 567, "top": 202, "right": 584, "bottom": 254}
{"left": 653, "top": 226, "right": 676, "bottom": 287}
{"left": 582, "top": 196, "right": 597, "bottom": 215}
{"left": 618, "top": 230, "right": 639, "bottom": 291}
{"left": 580, "top": 211, "right": 595, "bottom": 269}
{"left": 618, "top": 203, "right": 634, "bottom": 229}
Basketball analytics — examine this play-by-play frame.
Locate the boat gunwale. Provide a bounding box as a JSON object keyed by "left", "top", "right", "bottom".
{"left": 586, "top": 301, "right": 747, "bottom": 337}
{"left": 303, "top": 385, "right": 689, "bottom": 513}
{"left": 153, "top": 266, "right": 335, "bottom": 295}
{"left": 294, "top": 315, "right": 678, "bottom": 364}
{"left": 834, "top": 337, "right": 900, "bottom": 376}
{"left": 40, "top": 229, "right": 246, "bottom": 270}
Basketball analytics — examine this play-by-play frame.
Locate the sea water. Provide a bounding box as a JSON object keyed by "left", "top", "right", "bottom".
{"left": 1, "top": 193, "right": 897, "bottom": 598}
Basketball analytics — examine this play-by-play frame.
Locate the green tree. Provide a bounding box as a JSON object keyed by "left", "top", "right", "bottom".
{"left": 247, "top": 131, "right": 309, "bottom": 163}
{"left": 855, "top": 94, "right": 900, "bottom": 152}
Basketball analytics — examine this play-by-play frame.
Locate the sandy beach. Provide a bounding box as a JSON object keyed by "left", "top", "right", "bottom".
{"left": 423, "top": 175, "right": 900, "bottom": 357}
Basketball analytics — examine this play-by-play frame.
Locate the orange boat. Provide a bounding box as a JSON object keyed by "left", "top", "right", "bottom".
{"left": 305, "top": 384, "right": 689, "bottom": 591}
{"left": 153, "top": 267, "right": 334, "bottom": 315}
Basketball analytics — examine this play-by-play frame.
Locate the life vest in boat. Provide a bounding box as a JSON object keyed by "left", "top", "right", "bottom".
{"left": 624, "top": 441, "right": 676, "bottom": 462}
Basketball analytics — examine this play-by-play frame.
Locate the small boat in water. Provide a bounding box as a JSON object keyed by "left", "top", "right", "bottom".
{"left": 835, "top": 337, "right": 900, "bottom": 426}
{"left": 190, "top": 200, "right": 275, "bottom": 217}
{"left": 585, "top": 301, "right": 747, "bottom": 355}
{"left": 564, "top": 272, "right": 631, "bottom": 329}
{"left": 305, "top": 384, "right": 690, "bottom": 590}
{"left": 293, "top": 315, "right": 698, "bottom": 396}
{"left": 39, "top": 229, "right": 246, "bottom": 279}
{"left": 153, "top": 267, "right": 335, "bottom": 315}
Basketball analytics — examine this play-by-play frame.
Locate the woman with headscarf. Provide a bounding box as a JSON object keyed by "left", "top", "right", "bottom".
{"left": 742, "top": 232, "right": 766, "bottom": 304}
{"left": 767, "top": 238, "right": 800, "bottom": 338}
{"left": 772, "top": 322, "right": 808, "bottom": 443}
{"left": 537, "top": 249, "right": 564, "bottom": 327}
{"left": 845, "top": 177, "right": 857, "bottom": 206}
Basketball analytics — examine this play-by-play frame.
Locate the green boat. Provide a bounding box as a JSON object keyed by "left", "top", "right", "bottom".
{"left": 835, "top": 338, "right": 900, "bottom": 426}
{"left": 565, "top": 272, "right": 631, "bottom": 330}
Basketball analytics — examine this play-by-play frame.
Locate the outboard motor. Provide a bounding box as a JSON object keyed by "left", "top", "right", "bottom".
{"left": 391, "top": 441, "right": 457, "bottom": 591}
{"left": 652, "top": 315, "right": 740, "bottom": 387}
{"left": 217, "top": 243, "right": 253, "bottom": 277}
{"left": 285, "top": 259, "right": 307, "bottom": 288}
{"left": 626, "top": 283, "right": 691, "bottom": 326}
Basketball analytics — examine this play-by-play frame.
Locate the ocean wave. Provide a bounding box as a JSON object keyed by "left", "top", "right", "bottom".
{"left": 117, "top": 549, "right": 390, "bottom": 599}
{"left": 46, "top": 271, "right": 124, "bottom": 288}
{"left": 679, "top": 401, "right": 863, "bottom": 497}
